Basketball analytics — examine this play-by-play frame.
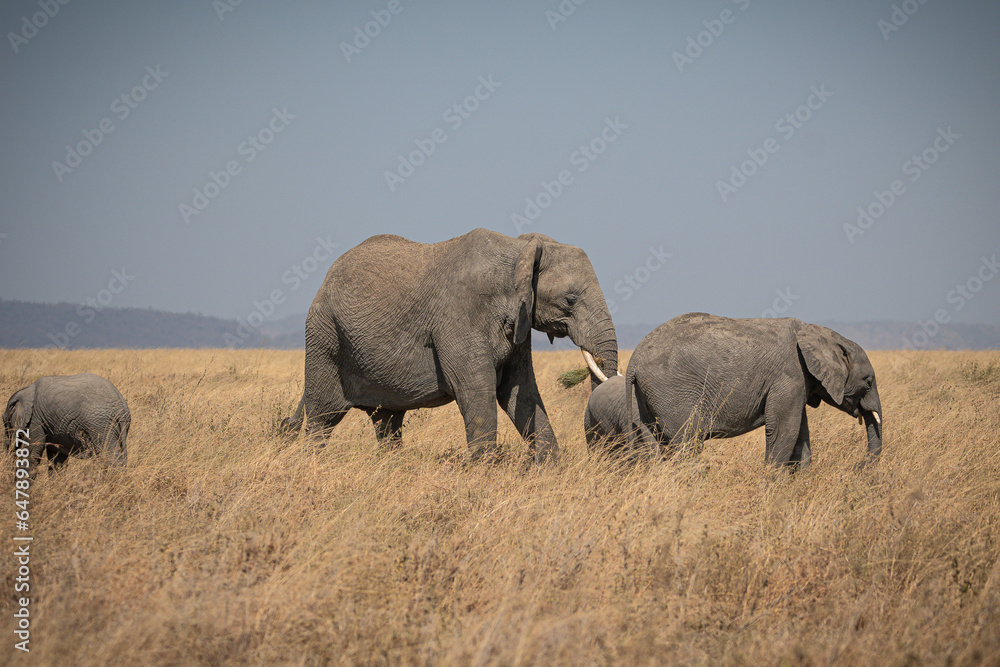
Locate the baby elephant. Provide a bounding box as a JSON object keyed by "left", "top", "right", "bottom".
{"left": 3, "top": 373, "right": 130, "bottom": 471}
{"left": 625, "top": 313, "right": 883, "bottom": 468}
{"left": 580, "top": 351, "right": 652, "bottom": 454}
{"left": 585, "top": 375, "right": 630, "bottom": 452}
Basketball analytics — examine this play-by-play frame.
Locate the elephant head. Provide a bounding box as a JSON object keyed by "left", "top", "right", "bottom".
{"left": 797, "top": 324, "right": 883, "bottom": 459}
{"left": 516, "top": 233, "right": 618, "bottom": 378}
{"left": 2, "top": 385, "right": 33, "bottom": 449}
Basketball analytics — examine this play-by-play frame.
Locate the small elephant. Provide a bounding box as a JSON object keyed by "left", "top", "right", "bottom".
{"left": 580, "top": 350, "right": 647, "bottom": 454}
{"left": 284, "top": 229, "right": 619, "bottom": 462}
{"left": 3, "top": 373, "right": 130, "bottom": 471}
{"left": 625, "top": 313, "right": 883, "bottom": 468}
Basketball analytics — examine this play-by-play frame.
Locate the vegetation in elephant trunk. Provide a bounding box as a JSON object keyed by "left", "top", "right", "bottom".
{"left": 573, "top": 331, "right": 618, "bottom": 389}
{"left": 582, "top": 330, "right": 619, "bottom": 379}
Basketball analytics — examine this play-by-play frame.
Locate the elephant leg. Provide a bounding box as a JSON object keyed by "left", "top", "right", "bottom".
{"left": 629, "top": 384, "right": 663, "bottom": 461}
{"left": 25, "top": 426, "right": 46, "bottom": 477}
{"left": 294, "top": 346, "right": 352, "bottom": 438}
{"left": 763, "top": 399, "right": 803, "bottom": 466}
{"left": 280, "top": 334, "right": 354, "bottom": 437}
{"left": 107, "top": 414, "right": 129, "bottom": 467}
{"left": 447, "top": 362, "right": 500, "bottom": 461}
{"left": 27, "top": 444, "right": 45, "bottom": 477}
{"left": 497, "top": 346, "right": 557, "bottom": 463}
{"left": 788, "top": 408, "right": 812, "bottom": 470}
{"left": 636, "top": 421, "right": 661, "bottom": 458}
{"left": 459, "top": 390, "right": 499, "bottom": 462}
{"left": 45, "top": 444, "right": 70, "bottom": 472}
{"left": 369, "top": 408, "right": 405, "bottom": 452}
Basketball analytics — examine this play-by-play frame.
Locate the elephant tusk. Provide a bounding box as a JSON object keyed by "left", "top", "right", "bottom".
{"left": 617, "top": 370, "right": 624, "bottom": 376}
{"left": 581, "top": 349, "right": 608, "bottom": 383}
{"left": 860, "top": 411, "right": 881, "bottom": 426}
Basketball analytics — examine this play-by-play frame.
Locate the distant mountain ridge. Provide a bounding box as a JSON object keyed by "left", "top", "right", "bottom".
{"left": 0, "top": 299, "right": 275, "bottom": 350}
{"left": 2, "top": 300, "right": 999, "bottom": 350}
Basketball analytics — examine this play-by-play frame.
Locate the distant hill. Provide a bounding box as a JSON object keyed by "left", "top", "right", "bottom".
{"left": 0, "top": 299, "right": 271, "bottom": 349}
{"left": 2, "top": 300, "right": 999, "bottom": 350}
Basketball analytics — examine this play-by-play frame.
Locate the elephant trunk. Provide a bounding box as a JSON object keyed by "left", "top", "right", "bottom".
{"left": 569, "top": 320, "right": 617, "bottom": 390}
{"left": 582, "top": 319, "right": 618, "bottom": 375}
{"left": 566, "top": 295, "right": 618, "bottom": 385}
{"left": 586, "top": 330, "right": 618, "bottom": 392}
{"left": 862, "top": 410, "right": 882, "bottom": 459}
{"left": 860, "top": 386, "right": 882, "bottom": 460}
{"left": 581, "top": 350, "right": 608, "bottom": 383}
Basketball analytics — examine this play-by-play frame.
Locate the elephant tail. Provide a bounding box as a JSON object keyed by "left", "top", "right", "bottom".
{"left": 625, "top": 368, "right": 638, "bottom": 455}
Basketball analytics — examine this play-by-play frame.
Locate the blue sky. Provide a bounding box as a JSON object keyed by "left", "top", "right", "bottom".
{"left": 1, "top": 0, "right": 998, "bottom": 330}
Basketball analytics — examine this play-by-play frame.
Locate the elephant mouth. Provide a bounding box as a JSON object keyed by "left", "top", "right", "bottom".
{"left": 542, "top": 323, "right": 570, "bottom": 345}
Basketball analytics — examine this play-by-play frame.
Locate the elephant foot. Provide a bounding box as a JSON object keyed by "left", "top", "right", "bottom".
{"left": 280, "top": 416, "right": 310, "bottom": 437}
{"left": 468, "top": 443, "right": 501, "bottom": 464}
{"left": 532, "top": 444, "right": 559, "bottom": 465}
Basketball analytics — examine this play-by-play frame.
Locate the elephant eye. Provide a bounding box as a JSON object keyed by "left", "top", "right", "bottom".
{"left": 565, "top": 294, "right": 578, "bottom": 306}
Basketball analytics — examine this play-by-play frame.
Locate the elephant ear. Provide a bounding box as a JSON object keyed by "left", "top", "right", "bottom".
{"left": 3, "top": 387, "right": 34, "bottom": 434}
{"left": 796, "top": 324, "right": 850, "bottom": 405}
{"left": 512, "top": 237, "right": 542, "bottom": 345}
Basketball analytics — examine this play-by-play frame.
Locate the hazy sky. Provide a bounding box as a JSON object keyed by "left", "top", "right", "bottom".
{"left": 2, "top": 0, "right": 998, "bottom": 332}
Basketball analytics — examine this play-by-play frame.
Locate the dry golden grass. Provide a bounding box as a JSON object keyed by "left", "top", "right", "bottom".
{"left": 1, "top": 348, "right": 999, "bottom": 665}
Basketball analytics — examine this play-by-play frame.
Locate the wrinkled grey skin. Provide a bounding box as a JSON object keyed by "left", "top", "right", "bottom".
{"left": 583, "top": 375, "right": 651, "bottom": 454}
{"left": 285, "top": 229, "right": 618, "bottom": 462}
{"left": 625, "top": 313, "right": 883, "bottom": 468}
{"left": 3, "top": 373, "right": 130, "bottom": 472}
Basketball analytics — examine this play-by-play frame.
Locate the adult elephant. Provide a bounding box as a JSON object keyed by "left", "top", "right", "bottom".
{"left": 284, "top": 229, "right": 619, "bottom": 462}
{"left": 3, "top": 373, "right": 130, "bottom": 471}
{"left": 625, "top": 313, "right": 883, "bottom": 468}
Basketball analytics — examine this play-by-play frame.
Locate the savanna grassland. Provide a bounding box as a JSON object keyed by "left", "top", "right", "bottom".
{"left": 1, "top": 348, "right": 999, "bottom": 665}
